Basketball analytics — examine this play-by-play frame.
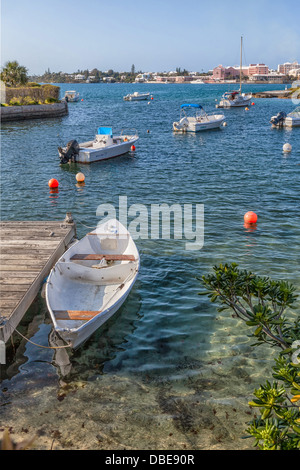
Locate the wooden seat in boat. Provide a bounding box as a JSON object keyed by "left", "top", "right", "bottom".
{"left": 70, "top": 254, "right": 136, "bottom": 261}
{"left": 54, "top": 310, "right": 101, "bottom": 320}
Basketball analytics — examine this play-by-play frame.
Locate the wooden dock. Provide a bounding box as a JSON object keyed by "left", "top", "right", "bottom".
{"left": 0, "top": 216, "right": 76, "bottom": 343}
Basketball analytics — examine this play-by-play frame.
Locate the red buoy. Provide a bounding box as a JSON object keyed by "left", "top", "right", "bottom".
{"left": 251, "top": 102, "right": 255, "bottom": 105}
{"left": 244, "top": 211, "right": 257, "bottom": 224}
{"left": 48, "top": 178, "right": 59, "bottom": 188}
{"left": 131, "top": 145, "right": 136, "bottom": 151}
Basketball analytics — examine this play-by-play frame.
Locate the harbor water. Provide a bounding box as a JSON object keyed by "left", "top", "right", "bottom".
{"left": 0, "top": 83, "right": 299, "bottom": 450}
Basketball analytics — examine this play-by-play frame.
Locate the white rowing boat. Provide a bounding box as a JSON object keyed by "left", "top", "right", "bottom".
{"left": 46, "top": 219, "right": 139, "bottom": 349}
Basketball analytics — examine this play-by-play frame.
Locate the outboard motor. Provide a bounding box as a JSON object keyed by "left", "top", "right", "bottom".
{"left": 270, "top": 111, "right": 287, "bottom": 127}
{"left": 58, "top": 140, "right": 80, "bottom": 164}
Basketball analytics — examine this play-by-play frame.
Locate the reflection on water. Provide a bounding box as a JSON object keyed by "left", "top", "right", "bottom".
{"left": 1, "top": 83, "right": 299, "bottom": 450}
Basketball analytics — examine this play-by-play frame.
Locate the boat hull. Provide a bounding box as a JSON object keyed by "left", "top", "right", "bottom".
{"left": 54, "top": 284, "right": 135, "bottom": 349}
{"left": 46, "top": 219, "right": 140, "bottom": 349}
{"left": 76, "top": 136, "right": 138, "bottom": 163}
{"left": 173, "top": 115, "right": 225, "bottom": 132}
{"left": 217, "top": 96, "right": 252, "bottom": 108}
{"left": 284, "top": 117, "right": 300, "bottom": 127}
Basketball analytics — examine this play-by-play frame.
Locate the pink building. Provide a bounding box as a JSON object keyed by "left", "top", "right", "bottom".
{"left": 212, "top": 65, "right": 240, "bottom": 80}
{"left": 248, "top": 64, "right": 269, "bottom": 76}
{"left": 278, "top": 61, "right": 300, "bottom": 74}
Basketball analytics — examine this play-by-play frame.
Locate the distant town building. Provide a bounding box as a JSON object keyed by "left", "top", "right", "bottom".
{"left": 212, "top": 65, "right": 240, "bottom": 80}
{"left": 288, "top": 68, "right": 300, "bottom": 79}
{"left": 248, "top": 64, "right": 269, "bottom": 76}
{"left": 278, "top": 61, "right": 299, "bottom": 74}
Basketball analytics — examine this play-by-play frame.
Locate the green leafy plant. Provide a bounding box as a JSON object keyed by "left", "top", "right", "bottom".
{"left": 44, "top": 97, "right": 59, "bottom": 104}
{"left": 22, "top": 96, "right": 39, "bottom": 105}
{"left": 9, "top": 97, "right": 22, "bottom": 106}
{"left": 200, "top": 263, "right": 300, "bottom": 450}
{"left": 1, "top": 60, "right": 28, "bottom": 87}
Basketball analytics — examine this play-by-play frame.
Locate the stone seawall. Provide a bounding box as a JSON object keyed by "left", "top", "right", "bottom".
{"left": 0, "top": 101, "right": 68, "bottom": 122}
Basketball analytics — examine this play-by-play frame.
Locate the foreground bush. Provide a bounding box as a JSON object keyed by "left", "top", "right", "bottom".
{"left": 200, "top": 263, "right": 300, "bottom": 450}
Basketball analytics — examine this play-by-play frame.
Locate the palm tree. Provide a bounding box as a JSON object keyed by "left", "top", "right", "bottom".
{"left": 1, "top": 61, "right": 28, "bottom": 87}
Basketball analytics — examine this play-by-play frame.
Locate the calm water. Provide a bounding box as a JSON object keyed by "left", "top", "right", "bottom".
{"left": 0, "top": 83, "right": 299, "bottom": 450}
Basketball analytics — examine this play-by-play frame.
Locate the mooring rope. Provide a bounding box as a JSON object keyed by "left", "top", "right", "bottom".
{"left": 13, "top": 328, "right": 71, "bottom": 349}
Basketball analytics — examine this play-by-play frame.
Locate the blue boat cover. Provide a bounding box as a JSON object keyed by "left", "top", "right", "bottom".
{"left": 98, "top": 127, "right": 113, "bottom": 135}
{"left": 181, "top": 104, "right": 203, "bottom": 109}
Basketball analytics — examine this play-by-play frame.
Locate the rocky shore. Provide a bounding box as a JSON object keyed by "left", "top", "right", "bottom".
{"left": 252, "top": 89, "right": 295, "bottom": 99}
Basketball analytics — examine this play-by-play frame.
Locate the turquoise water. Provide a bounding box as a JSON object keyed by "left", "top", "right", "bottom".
{"left": 0, "top": 83, "right": 299, "bottom": 450}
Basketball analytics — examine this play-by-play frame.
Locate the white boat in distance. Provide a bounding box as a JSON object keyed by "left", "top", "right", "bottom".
{"left": 190, "top": 79, "right": 205, "bottom": 84}
{"left": 123, "top": 91, "right": 151, "bottom": 101}
{"left": 58, "top": 127, "right": 138, "bottom": 164}
{"left": 173, "top": 104, "right": 226, "bottom": 132}
{"left": 63, "top": 90, "right": 80, "bottom": 102}
{"left": 270, "top": 107, "right": 300, "bottom": 128}
{"left": 216, "top": 37, "right": 252, "bottom": 108}
{"left": 46, "top": 219, "right": 140, "bottom": 349}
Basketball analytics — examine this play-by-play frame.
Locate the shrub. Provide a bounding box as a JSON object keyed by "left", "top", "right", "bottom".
{"left": 23, "top": 96, "right": 39, "bottom": 105}
{"left": 26, "top": 82, "right": 41, "bottom": 87}
{"left": 9, "top": 97, "right": 22, "bottom": 106}
{"left": 44, "top": 97, "right": 59, "bottom": 104}
{"left": 201, "top": 263, "right": 300, "bottom": 450}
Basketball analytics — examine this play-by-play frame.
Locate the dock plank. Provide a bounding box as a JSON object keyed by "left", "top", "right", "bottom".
{"left": 0, "top": 218, "right": 76, "bottom": 343}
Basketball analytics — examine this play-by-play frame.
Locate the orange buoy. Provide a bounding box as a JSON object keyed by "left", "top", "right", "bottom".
{"left": 251, "top": 102, "right": 255, "bottom": 105}
{"left": 131, "top": 145, "right": 136, "bottom": 151}
{"left": 244, "top": 211, "right": 257, "bottom": 224}
{"left": 245, "top": 107, "right": 249, "bottom": 111}
{"left": 48, "top": 178, "right": 59, "bottom": 188}
{"left": 76, "top": 172, "right": 85, "bottom": 183}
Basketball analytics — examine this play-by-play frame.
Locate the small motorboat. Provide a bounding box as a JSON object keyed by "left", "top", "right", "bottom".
{"left": 190, "top": 79, "right": 205, "bottom": 84}
{"left": 58, "top": 127, "right": 138, "bottom": 164}
{"left": 123, "top": 91, "right": 151, "bottom": 101}
{"left": 46, "top": 219, "right": 140, "bottom": 349}
{"left": 63, "top": 90, "right": 80, "bottom": 102}
{"left": 173, "top": 104, "right": 226, "bottom": 132}
{"left": 270, "top": 107, "right": 300, "bottom": 128}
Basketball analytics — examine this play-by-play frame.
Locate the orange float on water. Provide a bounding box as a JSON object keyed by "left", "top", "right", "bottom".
{"left": 48, "top": 178, "right": 59, "bottom": 188}
{"left": 244, "top": 211, "right": 257, "bottom": 224}
{"left": 76, "top": 172, "right": 85, "bottom": 183}
{"left": 131, "top": 145, "right": 136, "bottom": 151}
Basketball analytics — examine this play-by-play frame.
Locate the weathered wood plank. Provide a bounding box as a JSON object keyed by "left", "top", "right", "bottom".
{"left": 0, "top": 218, "right": 76, "bottom": 342}
{"left": 54, "top": 310, "right": 101, "bottom": 321}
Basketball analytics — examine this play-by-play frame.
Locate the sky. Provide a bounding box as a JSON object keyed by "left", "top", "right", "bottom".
{"left": 1, "top": 0, "right": 300, "bottom": 75}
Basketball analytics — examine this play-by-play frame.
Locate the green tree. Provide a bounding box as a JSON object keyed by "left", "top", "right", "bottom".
{"left": 200, "top": 263, "right": 300, "bottom": 450}
{"left": 1, "top": 60, "right": 28, "bottom": 87}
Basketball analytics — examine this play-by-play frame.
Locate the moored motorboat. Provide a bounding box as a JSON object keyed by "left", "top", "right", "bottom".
{"left": 58, "top": 127, "right": 138, "bottom": 164}
{"left": 46, "top": 219, "right": 140, "bottom": 349}
{"left": 190, "top": 79, "right": 205, "bottom": 84}
{"left": 173, "top": 104, "right": 226, "bottom": 132}
{"left": 123, "top": 91, "right": 151, "bottom": 101}
{"left": 63, "top": 90, "right": 80, "bottom": 102}
{"left": 270, "top": 107, "right": 300, "bottom": 128}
